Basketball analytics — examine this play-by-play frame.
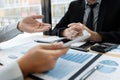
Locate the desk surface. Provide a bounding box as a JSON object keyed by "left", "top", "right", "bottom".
{"left": 0, "top": 33, "right": 42, "bottom": 80}
{"left": 0, "top": 34, "right": 120, "bottom": 80}
{"left": 25, "top": 77, "right": 33, "bottom": 80}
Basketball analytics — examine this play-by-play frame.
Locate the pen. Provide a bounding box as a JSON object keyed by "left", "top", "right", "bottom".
{"left": 34, "top": 40, "right": 51, "bottom": 43}
{"left": 34, "top": 38, "right": 66, "bottom": 43}
{"left": 71, "top": 47, "right": 89, "bottom": 52}
{"left": 80, "top": 65, "right": 103, "bottom": 80}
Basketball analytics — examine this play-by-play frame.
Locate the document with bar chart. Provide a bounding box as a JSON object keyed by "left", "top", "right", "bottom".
{"left": 32, "top": 49, "right": 120, "bottom": 80}
{"left": 32, "top": 49, "right": 97, "bottom": 80}
{"left": 75, "top": 55, "right": 120, "bottom": 80}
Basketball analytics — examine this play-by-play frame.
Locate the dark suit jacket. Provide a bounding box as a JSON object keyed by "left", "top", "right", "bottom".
{"left": 52, "top": 0, "right": 120, "bottom": 44}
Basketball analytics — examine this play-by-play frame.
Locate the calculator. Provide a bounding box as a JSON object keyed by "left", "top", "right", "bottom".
{"left": 90, "top": 43, "right": 118, "bottom": 53}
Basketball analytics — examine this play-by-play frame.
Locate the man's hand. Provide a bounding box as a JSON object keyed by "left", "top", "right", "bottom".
{"left": 17, "top": 15, "right": 51, "bottom": 33}
{"left": 63, "top": 22, "right": 102, "bottom": 42}
{"left": 63, "top": 23, "right": 84, "bottom": 39}
{"left": 18, "top": 42, "right": 69, "bottom": 76}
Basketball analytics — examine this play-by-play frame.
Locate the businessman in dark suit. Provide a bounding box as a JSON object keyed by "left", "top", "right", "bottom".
{"left": 52, "top": 0, "right": 120, "bottom": 44}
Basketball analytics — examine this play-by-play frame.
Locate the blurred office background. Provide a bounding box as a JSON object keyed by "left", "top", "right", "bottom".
{"left": 0, "top": 0, "right": 74, "bottom": 35}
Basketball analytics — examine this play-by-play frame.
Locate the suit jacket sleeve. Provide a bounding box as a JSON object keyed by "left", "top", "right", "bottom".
{"left": 52, "top": 1, "right": 84, "bottom": 37}
{"left": 0, "top": 22, "right": 23, "bottom": 42}
{"left": 52, "top": 2, "right": 73, "bottom": 37}
{"left": 0, "top": 61, "right": 24, "bottom": 80}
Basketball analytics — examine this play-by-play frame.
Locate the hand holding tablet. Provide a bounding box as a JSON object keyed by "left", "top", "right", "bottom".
{"left": 63, "top": 30, "right": 91, "bottom": 47}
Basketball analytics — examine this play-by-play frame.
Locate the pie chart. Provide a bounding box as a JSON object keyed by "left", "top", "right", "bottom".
{"left": 97, "top": 60, "right": 119, "bottom": 73}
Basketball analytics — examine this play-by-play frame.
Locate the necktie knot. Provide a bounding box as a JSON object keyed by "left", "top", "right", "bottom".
{"left": 87, "top": 2, "right": 98, "bottom": 9}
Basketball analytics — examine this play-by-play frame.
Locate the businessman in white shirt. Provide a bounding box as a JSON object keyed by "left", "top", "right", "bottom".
{"left": 0, "top": 15, "right": 69, "bottom": 80}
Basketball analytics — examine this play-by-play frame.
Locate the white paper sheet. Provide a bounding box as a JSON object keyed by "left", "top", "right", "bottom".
{"left": 75, "top": 55, "right": 120, "bottom": 80}
{"left": 32, "top": 49, "right": 96, "bottom": 80}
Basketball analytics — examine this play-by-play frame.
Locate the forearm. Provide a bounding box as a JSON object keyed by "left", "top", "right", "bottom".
{"left": 88, "top": 31, "right": 102, "bottom": 42}
{"left": 18, "top": 57, "right": 31, "bottom": 76}
{"left": 0, "top": 22, "right": 23, "bottom": 42}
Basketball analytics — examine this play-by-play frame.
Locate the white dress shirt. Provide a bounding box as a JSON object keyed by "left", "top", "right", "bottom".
{"left": 0, "top": 22, "right": 24, "bottom": 80}
{"left": 83, "top": 0, "right": 101, "bottom": 31}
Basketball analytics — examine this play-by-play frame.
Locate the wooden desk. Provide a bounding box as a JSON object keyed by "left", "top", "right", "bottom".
{"left": 25, "top": 77, "right": 34, "bottom": 80}
{"left": 105, "top": 54, "right": 120, "bottom": 58}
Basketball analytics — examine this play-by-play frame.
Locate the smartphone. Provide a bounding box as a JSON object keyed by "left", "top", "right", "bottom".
{"left": 57, "top": 38, "right": 71, "bottom": 43}
{"left": 71, "top": 41, "right": 96, "bottom": 52}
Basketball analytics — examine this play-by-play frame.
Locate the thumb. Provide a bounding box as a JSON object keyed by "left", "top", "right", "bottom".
{"left": 39, "top": 42, "right": 65, "bottom": 50}
{"left": 31, "top": 15, "right": 44, "bottom": 19}
{"left": 68, "top": 23, "right": 76, "bottom": 27}
{"left": 52, "top": 48, "right": 69, "bottom": 59}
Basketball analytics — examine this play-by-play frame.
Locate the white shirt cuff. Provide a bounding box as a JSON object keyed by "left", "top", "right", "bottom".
{"left": 0, "top": 61, "right": 24, "bottom": 80}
